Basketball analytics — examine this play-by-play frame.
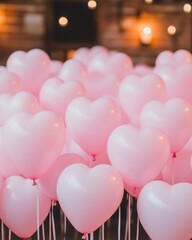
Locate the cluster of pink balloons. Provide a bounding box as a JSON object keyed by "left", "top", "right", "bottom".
{"left": 0, "top": 46, "right": 192, "bottom": 239}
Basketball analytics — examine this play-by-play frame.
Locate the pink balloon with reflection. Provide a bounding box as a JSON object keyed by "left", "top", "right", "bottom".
{"left": 0, "top": 176, "right": 51, "bottom": 238}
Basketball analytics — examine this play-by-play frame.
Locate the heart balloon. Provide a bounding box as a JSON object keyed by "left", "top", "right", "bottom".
{"left": 6, "top": 49, "right": 51, "bottom": 95}
{"left": 0, "top": 176, "right": 51, "bottom": 238}
{"left": 3, "top": 111, "right": 66, "bottom": 179}
{"left": 155, "top": 49, "right": 192, "bottom": 67}
{"left": 50, "top": 60, "right": 63, "bottom": 77}
{"left": 118, "top": 73, "right": 167, "bottom": 126}
{"left": 0, "top": 91, "right": 41, "bottom": 126}
{"left": 161, "top": 147, "right": 192, "bottom": 184}
{"left": 154, "top": 63, "right": 192, "bottom": 103}
{"left": 57, "top": 163, "right": 124, "bottom": 234}
{"left": 137, "top": 180, "right": 192, "bottom": 240}
{"left": 39, "top": 153, "right": 88, "bottom": 201}
{"left": 88, "top": 51, "right": 133, "bottom": 79}
{"left": 65, "top": 96, "right": 122, "bottom": 156}
{"left": 0, "top": 68, "right": 23, "bottom": 94}
{"left": 107, "top": 124, "right": 170, "bottom": 187}
{"left": 39, "top": 77, "right": 86, "bottom": 119}
{"left": 140, "top": 98, "right": 192, "bottom": 153}
{"left": 0, "top": 128, "right": 21, "bottom": 179}
{"left": 57, "top": 59, "right": 88, "bottom": 82}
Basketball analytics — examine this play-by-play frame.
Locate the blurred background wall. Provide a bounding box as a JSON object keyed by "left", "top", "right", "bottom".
{"left": 0, "top": 0, "right": 191, "bottom": 65}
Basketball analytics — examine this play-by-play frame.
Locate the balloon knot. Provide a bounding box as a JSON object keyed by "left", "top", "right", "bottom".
{"left": 92, "top": 155, "right": 96, "bottom": 161}
{"left": 52, "top": 200, "right": 57, "bottom": 206}
{"left": 82, "top": 234, "right": 87, "bottom": 239}
{"left": 32, "top": 179, "right": 37, "bottom": 186}
{"left": 172, "top": 152, "right": 177, "bottom": 159}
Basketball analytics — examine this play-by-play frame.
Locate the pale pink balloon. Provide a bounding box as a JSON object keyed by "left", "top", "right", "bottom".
{"left": 0, "top": 176, "right": 51, "bottom": 238}
{"left": 0, "top": 128, "right": 21, "bottom": 179}
{"left": 84, "top": 72, "right": 122, "bottom": 100}
{"left": 39, "top": 77, "right": 86, "bottom": 119}
{"left": 155, "top": 50, "right": 175, "bottom": 66}
{"left": 73, "top": 46, "right": 109, "bottom": 66}
{"left": 0, "top": 91, "right": 41, "bottom": 126}
{"left": 57, "top": 59, "right": 88, "bottom": 82}
{"left": 155, "top": 49, "right": 192, "bottom": 67}
{"left": 162, "top": 148, "right": 192, "bottom": 184}
{"left": 62, "top": 129, "right": 111, "bottom": 166}
{"left": 137, "top": 180, "right": 192, "bottom": 240}
{"left": 141, "top": 98, "right": 192, "bottom": 153}
{"left": 73, "top": 47, "right": 90, "bottom": 65}
{"left": 39, "top": 153, "right": 88, "bottom": 201}
{"left": 88, "top": 51, "right": 133, "bottom": 79}
{"left": 57, "top": 163, "right": 124, "bottom": 234}
{"left": 6, "top": 49, "right": 51, "bottom": 95}
{"left": 107, "top": 124, "right": 170, "bottom": 187}
{"left": 154, "top": 63, "right": 192, "bottom": 103}
{"left": 50, "top": 60, "right": 63, "bottom": 77}
{"left": 0, "top": 69, "right": 23, "bottom": 94}
{"left": 132, "top": 64, "right": 153, "bottom": 76}
{"left": 65, "top": 97, "right": 122, "bottom": 156}
{"left": 118, "top": 73, "right": 167, "bottom": 126}
{"left": 3, "top": 111, "right": 66, "bottom": 179}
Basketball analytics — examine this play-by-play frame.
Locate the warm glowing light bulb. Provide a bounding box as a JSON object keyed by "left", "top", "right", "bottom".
{"left": 140, "top": 26, "right": 153, "bottom": 45}
{"left": 88, "top": 0, "right": 97, "bottom": 9}
{"left": 58, "top": 16, "right": 68, "bottom": 27}
{"left": 145, "top": 0, "right": 153, "bottom": 4}
{"left": 167, "top": 25, "right": 177, "bottom": 36}
{"left": 143, "top": 26, "right": 152, "bottom": 35}
{"left": 183, "top": 3, "right": 192, "bottom": 13}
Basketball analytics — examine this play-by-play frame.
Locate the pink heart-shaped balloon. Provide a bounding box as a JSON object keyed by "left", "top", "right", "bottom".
{"left": 161, "top": 147, "right": 192, "bottom": 184}
{"left": 58, "top": 59, "right": 88, "bottom": 82}
{"left": 57, "top": 163, "right": 124, "bottom": 234}
{"left": 0, "top": 68, "right": 23, "bottom": 94}
{"left": 155, "top": 49, "right": 192, "bottom": 67}
{"left": 88, "top": 51, "right": 133, "bottom": 78}
{"left": 0, "top": 91, "right": 41, "bottom": 126}
{"left": 0, "top": 128, "right": 21, "bottom": 179}
{"left": 6, "top": 49, "right": 51, "bottom": 95}
{"left": 0, "top": 176, "right": 51, "bottom": 238}
{"left": 137, "top": 180, "right": 192, "bottom": 240}
{"left": 39, "top": 153, "right": 88, "bottom": 201}
{"left": 141, "top": 98, "right": 192, "bottom": 153}
{"left": 154, "top": 63, "right": 192, "bottom": 103}
{"left": 65, "top": 97, "right": 122, "bottom": 156}
{"left": 107, "top": 124, "right": 170, "bottom": 187}
{"left": 39, "top": 77, "right": 86, "bottom": 119}
{"left": 84, "top": 72, "right": 121, "bottom": 100}
{"left": 118, "top": 73, "right": 167, "bottom": 126}
{"left": 3, "top": 111, "right": 66, "bottom": 179}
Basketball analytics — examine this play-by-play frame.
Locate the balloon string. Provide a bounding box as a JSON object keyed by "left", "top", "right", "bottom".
{"left": 59, "top": 206, "right": 65, "bottom": 239}
{"left": 49, "top": 211, "right": 52, "bottom": 240}
{"left": 36, "top": 181, "right": 40, "bottom": 240}
{"left": 1, "top": 221, "right": 4, "bottom": 240}
{"left": 118, "top": 206, "right": 121, "bottom": 240}
{"left": 128, "top": 194, "right": 132, "bottom": 240}
{"left": 42, "top": 222, "right": 46, "bottom": 240}
{"left": 51, "top": 201, "right": 56, "bottom": 240}
{"left": 64, "top": 212, "right": 67, "bottom": 240}
{"left": 8, "top": 229, "right": 11, "bottom": 240}
{"left": 124, "top": 193, "right": 129, "bottom": 240}
{"left": 136, "top": 215, "right": 139, "bottom": 240}
{"left": 171, "top": 153, "right": 176, "bottom": 185}
{"left": 101, "top": 223, "right": 105, "bottom": 240}
{"left": 90, "top": 232, "right": 94, "bottom": 240}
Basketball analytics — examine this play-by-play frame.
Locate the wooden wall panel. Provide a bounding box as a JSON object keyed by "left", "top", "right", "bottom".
{"left": 0, "top": 2, "right": 47, "bottom": 65}
{"left": 96, "top": 1, "right": 192, "bottom": 65}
